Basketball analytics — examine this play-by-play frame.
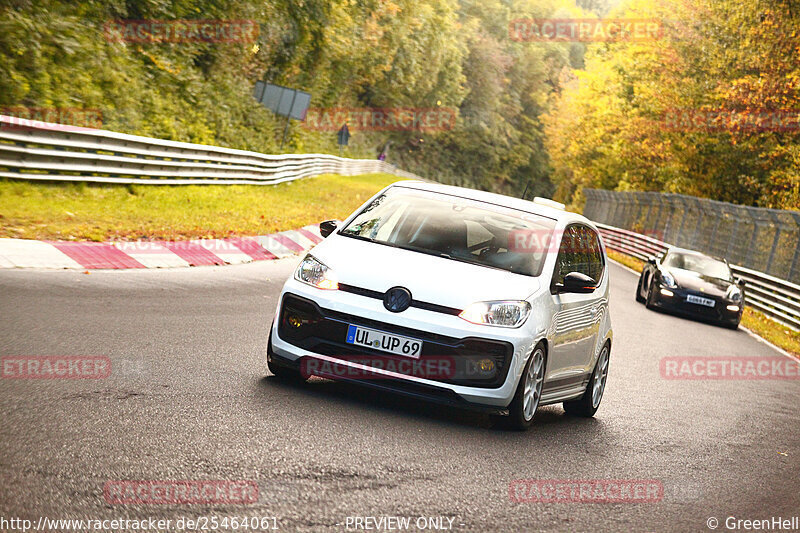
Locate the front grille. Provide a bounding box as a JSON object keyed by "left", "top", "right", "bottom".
{"left": 338, "top": 283, "right": 462, "bottom": 316}
{"left": 278, "top": 293, "right": 512, "bottom": 388}
{"left": 671, "top": 290, "right": 724, "bottom": 319}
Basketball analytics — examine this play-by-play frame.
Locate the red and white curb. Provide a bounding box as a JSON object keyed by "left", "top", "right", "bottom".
{"left": 0, "top": 225, "right": 323, "bottom": 270}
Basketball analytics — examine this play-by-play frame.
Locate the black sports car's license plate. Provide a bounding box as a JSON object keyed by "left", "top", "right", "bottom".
{"left": 686, "top": 294, "right": 714, "bottom": 307}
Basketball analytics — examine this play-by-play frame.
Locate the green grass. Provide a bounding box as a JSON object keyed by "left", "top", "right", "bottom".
{"left": 606, "top": 250, "right": 800, "bottom": 357}
{"left": 0, "top": 173, "right": 400, "bottom": 241}
{"left": 607, "top": 249, "right": 645, "bottom": 273}
{"left": 740, "top": 308, "right": 800, "bottom": 357}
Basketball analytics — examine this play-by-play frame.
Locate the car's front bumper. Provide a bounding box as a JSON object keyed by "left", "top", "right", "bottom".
{"left": 651, "top": 285, "right": 742, "bottom": 324}
{"left": 269, "top": 279, "right": 538, "bottom": 409}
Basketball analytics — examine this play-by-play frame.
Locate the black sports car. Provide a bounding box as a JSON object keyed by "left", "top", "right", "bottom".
{"left": 636, "top": 247, "right": 746, "bottom": 328}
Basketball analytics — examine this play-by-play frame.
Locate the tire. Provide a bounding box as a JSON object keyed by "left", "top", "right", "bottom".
{"left": 268, "top": 358, "right": 306, "bottom": 382}
{"left": 635, "top": 274, "right": 646, "bottom": 303}
{"left": 494, "top": 343, "right": 546, "bottom": 431}
{"left": 266, "top": 329, "right": 306, "bottom": 383}
{"left": 722, "top": 319, "right": 740, "bottom": 330}
{"left": 645, "top": 278, "right": 659, "bottom": 310}
{"left": 564, "top": 343, "right": 610, "bottom": 417}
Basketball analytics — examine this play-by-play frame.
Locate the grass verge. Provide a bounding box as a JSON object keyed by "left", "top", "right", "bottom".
{"left": 606, "top": 250, "right": 800, "bottom": 358}
{"left": 0, "top": 173, "right": 399, "bottom": 241}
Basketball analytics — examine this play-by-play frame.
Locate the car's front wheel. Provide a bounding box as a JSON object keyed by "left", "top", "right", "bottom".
{"left": 564, "top": 343, "right": 609, "bottom": 417}
{"left": 635, "top": 273, "right": 646, "bottom": 303}
{"left": 645, "top": 279, "right": 659, "bottom": 309}
{"left": 496, "top": 343, "right": 546, "bottom": 431}
{"left": 722, "top": 318, "right": 741, "bottom": 330}
{"left": 268, "top": 358, "right": 306, "bottom": 382}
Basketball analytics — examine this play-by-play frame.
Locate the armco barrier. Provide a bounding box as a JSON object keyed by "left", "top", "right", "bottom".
{"left": 597, "top": 223, "right": 800, "bottom": 331}
{"left": 0, "top": 115, "right": 421, "bottom": 185}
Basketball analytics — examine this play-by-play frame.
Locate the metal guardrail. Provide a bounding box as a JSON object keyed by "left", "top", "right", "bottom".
{"left": 597, "top": 223, "right": 800, "bottom": 331}
{"left": 0, "top": 115, "right": 421, "bottom": 185}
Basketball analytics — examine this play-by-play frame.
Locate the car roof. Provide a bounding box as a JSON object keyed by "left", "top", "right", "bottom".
{"left": 390, "top": 180, "right": 589, "bottom": 227}
{"left": 665, "top": 246, "right": 728, "bottom": 263}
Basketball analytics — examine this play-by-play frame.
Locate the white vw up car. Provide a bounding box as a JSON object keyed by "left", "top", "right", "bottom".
{"left": 267, "top": 181, "right": 612, "bottom": 429}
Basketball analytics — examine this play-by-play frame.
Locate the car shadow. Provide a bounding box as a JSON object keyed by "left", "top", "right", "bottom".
{"left": 258, "top": 375, "right": 604, "bottom": 434}
{"left": 646, "top": 305, "right": 740, "bottom": 330}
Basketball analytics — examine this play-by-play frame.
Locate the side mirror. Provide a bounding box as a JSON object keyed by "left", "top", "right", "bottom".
{"left": 737, "top": 278, "right": 747, "bottom": 287}
{"left": 319, "top": 220, "right": 338, "bottom": 238}
{"left": 555, "top": 272, "right": 597, "bottom": 294}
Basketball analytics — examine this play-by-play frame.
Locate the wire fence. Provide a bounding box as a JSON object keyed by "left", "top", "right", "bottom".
{"left": 584, "top": 189, "right": 800, "bottom": 285}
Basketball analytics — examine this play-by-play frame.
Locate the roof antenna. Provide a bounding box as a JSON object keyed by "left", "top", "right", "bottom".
{"left": 521, "top": 182, "right": 530, "bottom": 200}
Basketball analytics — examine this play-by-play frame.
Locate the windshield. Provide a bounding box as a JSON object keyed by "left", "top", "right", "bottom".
{"left": 340, "top": 187, "right": 557, "bottom": 277}
{"left": 663, "top": 252, "right": 732, "bottom": 280}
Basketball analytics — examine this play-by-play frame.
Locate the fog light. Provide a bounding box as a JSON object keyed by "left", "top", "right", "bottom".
{"left": 476, "top": 359, "right": 495, "bottom": 372}
{"left": 726, "top": 304, "right": 740, "bottom": 312}
{"left": 660, "top": 288, "right": 674, "bottom": 297}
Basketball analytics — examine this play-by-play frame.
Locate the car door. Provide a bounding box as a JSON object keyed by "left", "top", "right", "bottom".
{"left": 548, "top": 225, "right": 604, "bottom": 382}
{"left": 581, "top": 226, "right": 606, "bottom": 370}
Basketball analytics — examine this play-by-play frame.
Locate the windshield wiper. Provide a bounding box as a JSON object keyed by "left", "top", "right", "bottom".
{"left": 437, "top": 252, "right": 510, "bottom": 273}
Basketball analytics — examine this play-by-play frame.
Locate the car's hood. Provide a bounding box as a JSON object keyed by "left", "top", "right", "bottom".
{"left": 311, "top": 235, "right": 541, "bottom": 309}
{"left": 666, "top": 268, "right": 732, "bottom": 297}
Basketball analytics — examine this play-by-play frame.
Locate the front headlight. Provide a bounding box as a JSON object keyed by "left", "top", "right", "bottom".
{"left": 660, "top": 271, "right": 677, "bottom": 288}
{"left": 294, "top": 255, "right": 338, "bottom": 290}
{"left": 459, "top": 301, "right": 531, "bottom": 328}
{"left": 726, "top": 285, "right": 742, "bottom": 302}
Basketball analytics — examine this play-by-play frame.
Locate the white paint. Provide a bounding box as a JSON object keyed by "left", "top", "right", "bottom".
{"left": 0, "top": 239, "right": 82, "bottom": 269}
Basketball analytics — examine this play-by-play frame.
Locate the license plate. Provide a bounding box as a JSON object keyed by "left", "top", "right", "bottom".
{"left": 345, "top": 325, "right": 422, "bottom": 358}
{"left": 686, "top": 294, "right": 715, "bottom": 307}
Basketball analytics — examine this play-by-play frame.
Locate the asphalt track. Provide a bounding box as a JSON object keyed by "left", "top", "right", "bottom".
{"left": 1, "top": 260, "right": 798, "bottom": 532}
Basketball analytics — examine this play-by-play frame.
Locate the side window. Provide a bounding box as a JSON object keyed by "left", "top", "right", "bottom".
{"left": 553, "top": 226, "right": 580, "bottom": 287}
{"left": 572, "top": 227, "right": 593, "bottom": 279}
{"left": 583, "top": 227, "right": 605, "bottom": 283}
{"left": 552, "top": 225, "right": 604, "bottom": 289}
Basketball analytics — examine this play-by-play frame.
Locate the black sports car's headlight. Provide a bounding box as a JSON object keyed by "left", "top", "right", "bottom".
{"left": 660, "top": 271, "right": 677, "bottom": 288}
{"left": 726, "top": 285, "right": 742, "bottom": 302}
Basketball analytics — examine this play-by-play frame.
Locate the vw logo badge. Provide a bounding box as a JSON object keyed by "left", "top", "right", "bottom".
{"left": 383, "top": 287, "right": 412, "bottom": 313}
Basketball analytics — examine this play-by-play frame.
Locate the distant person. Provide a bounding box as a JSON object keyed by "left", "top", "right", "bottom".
{"left": 378, "top": 141, "right": 391, "bottom": 161}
